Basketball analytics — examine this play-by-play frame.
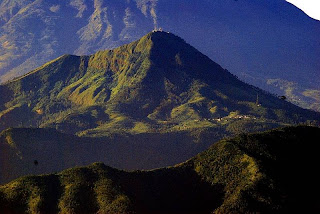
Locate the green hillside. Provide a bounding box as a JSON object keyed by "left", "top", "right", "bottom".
{"left": 1, "top": 31, "right": 319, "bottom": 186}
{"left": 1, "top": 0, "right": 320, "bottom": 112}
{"left": 1, "top": 126, "right": 319, "bottom": 213}
{"left": 0, "top": 31, "right": 318, "bottom": 137}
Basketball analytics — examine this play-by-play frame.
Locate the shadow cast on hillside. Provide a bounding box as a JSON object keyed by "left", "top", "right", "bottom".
{"left": 118, "top": 167, "right": 225, "bottom": 214}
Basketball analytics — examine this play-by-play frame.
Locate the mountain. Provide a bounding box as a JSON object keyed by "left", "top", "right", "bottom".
{"left": 0, "top": 31, "right": 319, "bottom": 184}
{"left": 1, "top": 126, "right": 319, "bottom": 213}
{"left": 1, "top": 31, "right": 318, "bottom": 184}
{"left": 0, "top": 0, "right": 156, "bottom": 81}
{"left": 0, "top": 31, "right": 318, "bottom": 137}
{"left": 0, "top": 0, "right": 319, "bottom": 111}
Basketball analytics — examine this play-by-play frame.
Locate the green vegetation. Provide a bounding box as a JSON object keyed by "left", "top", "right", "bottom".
{"left": 0, "top": 32, "right": 318, "bottom": 138}
{"left": 1, "top": 126, "right": 319, "bottom": 213}
{"left": 0, "top": 31, "right": 319, "bottom": 185}
{"left": 1, "top": 0, "right": 319, "bottom": 114}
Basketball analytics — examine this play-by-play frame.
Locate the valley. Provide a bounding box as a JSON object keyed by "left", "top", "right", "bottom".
{"left": 1, "top": 126, "right": 319, "bottom": 213}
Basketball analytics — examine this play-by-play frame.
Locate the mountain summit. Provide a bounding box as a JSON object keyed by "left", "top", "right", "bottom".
{"left": 0, "top": 31, "right": 318, "bottom": 136}
{"left": 0, "top": 31, "right": 319, "bottom": 183}
{"left": 1, "top": 0, "right": 319, "bottom": 111}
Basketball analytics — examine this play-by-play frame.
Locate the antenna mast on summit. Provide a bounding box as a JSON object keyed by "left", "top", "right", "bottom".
{"left": 152, "top": 27, "right": 163, "bottom": 32}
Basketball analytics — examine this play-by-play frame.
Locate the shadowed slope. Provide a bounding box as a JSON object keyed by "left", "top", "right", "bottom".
{"left": 0, "top": 126, "right": 229, "bottom": 184}
{"left": 0, "top": 32, "right": 319, "bottom": 137}
{"left": 1, "top": 126, "right": 319, "bottom": 213}
{"left": 0, "top": 0, "right": 319, "bottom": 111}
{"left": 0, "top": 31, "right": 319, "bottom": 185}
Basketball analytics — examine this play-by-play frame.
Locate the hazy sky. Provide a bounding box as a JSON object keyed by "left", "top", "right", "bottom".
{"left": 286, "top": 0, "right": 320, "bottom": 20}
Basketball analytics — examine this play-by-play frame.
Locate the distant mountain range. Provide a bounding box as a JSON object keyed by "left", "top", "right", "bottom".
{"left": 0, "top": 31, "right": 319, "bottom": 184}
{"left": 1, "top": 126, "right": 319, "bottom": 213}
{"left": 0, "top": 0, "right": 319, "bottom": 111}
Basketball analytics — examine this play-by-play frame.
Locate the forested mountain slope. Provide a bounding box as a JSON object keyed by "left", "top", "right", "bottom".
{"left": 0, "top": 32, "right": 318, "bottom": 137}
{"left": 0, "top": 31, "right": 319, "bottom": 184}
{"left": 1, "top": 126, "right": 319, "bottom": 213}
{"left": 0, "top": 0, "right": 319, "bottom": 110}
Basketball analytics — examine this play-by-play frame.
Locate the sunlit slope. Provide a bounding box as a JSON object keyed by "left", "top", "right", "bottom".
{"left": 0, "top": 32, "right": 318, "bottom": 137}
{"left": 1, "top": 126, "right": 319, "bottom": 213}
{"left": 1, "top": 0, "right": 319, "bottom": 111}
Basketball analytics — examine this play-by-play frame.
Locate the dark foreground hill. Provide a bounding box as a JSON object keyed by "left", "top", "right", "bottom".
{"left": 1, "top": 126, "right": 319, "bottom": 213}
